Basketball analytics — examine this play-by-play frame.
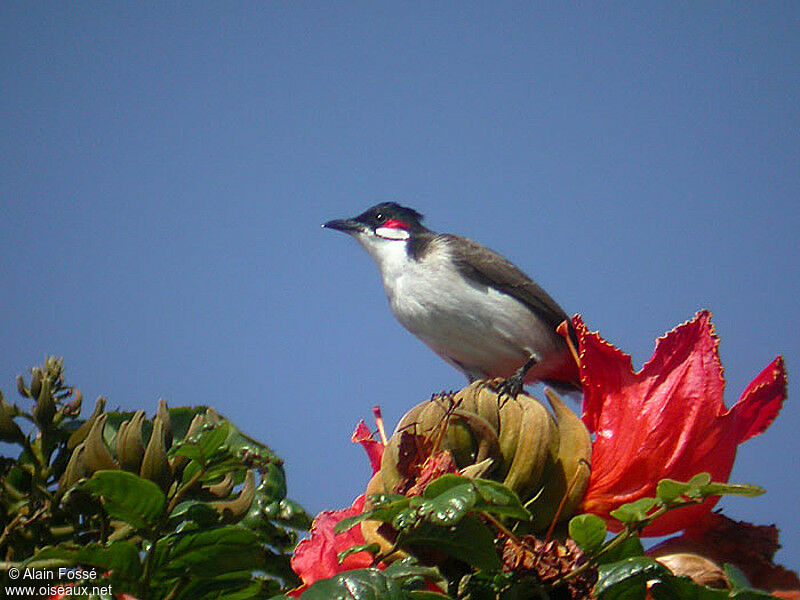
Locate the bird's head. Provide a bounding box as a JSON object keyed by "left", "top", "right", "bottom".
{"left": 323, "top": 202, "right": 428, "bottom": 259}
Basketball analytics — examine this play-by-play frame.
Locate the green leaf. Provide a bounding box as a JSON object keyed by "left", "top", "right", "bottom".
{"left": 724, "top": 563, "right": 749, "bottom": 590}
{"left": 610, "top": 497, "right": 658, "bottom": 523}
{"left": 334, "top": 497, "right": 411, "bottom": 534}
{"left": 697, "top": 482, "right": 765, "bottom": 498}
{"left": 687, "top": 472, "right": 713, "bottom": 486}
{"left": 156, "top": 526, "right": 264, "bottom": 580}
{"left": 595, "top": 557, "right": 670, "bottom": 598}
{"left": 338, "top": 543, "right": 381, "bottom": 563}
{"left": 597, "top": 534, "right": 645, "bottom": 565}
{"left": 180, "top": 421, "right": 230, "bottom": 465}
{"left": 297, "top": 568, "right": 405, "bottom": 600}
{"left": 382, "top": 558, "right": 445, "bottom": 585}
{"left": 170, "top": 500, "right": 221, "bottom": 527}
{"left": 81, "top": 470, "right": 166, "bottom": 530}
{"left": 392, "top": 506, "right": 421, "bottom": 530}
{"left": 403, "top": 516, "right": 502, "bottom": 571}
{"left": 568, "top": 513, "right": 607, "bottom": 554}
{"left": 649, "top": 575, "right": 729, "bottom": 600}
{"left": 656, "top": 479, "right": 692, "bottom": 504}
{"left": 421, "top": 473, "right": 467, "bottom": 498}
{"left": 170, "top": 575, "right": 273, "bottom": 600}
{"left": 471, "top": 478, "right": 532, "bottom": 521}
{"left": 24, "top": 541, "right": 143, "bottom": 579}
{"left": 418, "top": 481, "right": 477, "bottom": 525}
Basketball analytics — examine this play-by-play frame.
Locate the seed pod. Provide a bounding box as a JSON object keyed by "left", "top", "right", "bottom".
{"left": 372, "top": 381, "right": 591, "bottom": 536}
{"left": 157, "top": 399, "right": 173, "bottom": 450}
{"left": 115, "top": 410, "right": 146, "bottom": 472}
{"left": 0, "top": 393, "right": 23, "bottom": 443}
{"left": 211, "top": 470, "right": 256, "bottom": 522}
{"left": 60, "top": 443, "right": 90, "bottom": 490}
{"left": 81, "top": 414, "right": 117, "bottom": 473}
{"left": 67, "top": 397, "right": 106, "bottom": 450}
{"left": 205, "top": 472, "right": 235, "bottom": 498}
{"left": 16, "top": 375, "right": 29, "bottom": 398}
{"left": 378, "top": 381, "right": 558, "bottom": 503}
{"left": 526, "top": 390, "right": 592, "bottom": 531}
{"left": 33, "top": 376, "right": 56, "bottom": 428}
{"left": 140, "top": 412, "right": 172, "bottom": 491}
{"left": 30, "top": 368, "right": 43, "bottom": 400}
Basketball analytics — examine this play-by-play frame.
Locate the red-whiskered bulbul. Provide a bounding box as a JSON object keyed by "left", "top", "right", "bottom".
{"left": 324, "top": 203, "right": 580, "bottom": 392}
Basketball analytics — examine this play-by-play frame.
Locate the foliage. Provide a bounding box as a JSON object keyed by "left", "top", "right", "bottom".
{"left": 307, "top": 471, "right": 767, "bottom": 600}
{"left": 0, "top": 358, "right": 311, "bottom": 599}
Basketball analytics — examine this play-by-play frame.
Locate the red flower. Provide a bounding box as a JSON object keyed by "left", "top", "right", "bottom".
{"left": 288, "top": 418, "right": 386, "bottom": 596}
{"left": 577, "top": 310, "right": 786, "bottom": 536}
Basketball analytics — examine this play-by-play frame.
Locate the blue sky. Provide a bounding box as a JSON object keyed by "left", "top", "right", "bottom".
{"left": 2, "top": 4, "right": 798, "bottom": 568}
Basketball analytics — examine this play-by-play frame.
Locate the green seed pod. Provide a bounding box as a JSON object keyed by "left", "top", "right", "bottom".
{"left": 30, "top": 368, "right": 43, "bottom": 400}
{"left": 525, "top": 390, "right": 592, "bottom": 531}
{"left": 81, "top": 413, "right": 117, "bottom": 473}
{"left": 211, "top": 470, "right": 255, "bottom": 522}
{"left": 140, "top": 412, "right": 172, "bottom": 491}
{"left": 60, "top": 443, "right": 90, "bottom": 490}
{"left": 67, "top": 396, "right": 106, "bottom": 450}
{"left": 115, "top": 410, "right": 146, "bottom": 472}
{"left": 16, "top": 375, "right": 29, "bottom": 398}
{"left": 32, "top": 376, "right": 56, "bottom": 428}
{"left": 0, "top": 393, "right": 24, "bottom": 443}
{"left": 379, "top": 381, "right": 558, "bottom": 502}
{"left": 157, "top": 398, "right": 173, "bottom": 450}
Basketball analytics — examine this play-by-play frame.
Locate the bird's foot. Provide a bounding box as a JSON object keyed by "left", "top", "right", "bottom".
{"left": 494, "top": 356, "right": 537, "bottom": 400}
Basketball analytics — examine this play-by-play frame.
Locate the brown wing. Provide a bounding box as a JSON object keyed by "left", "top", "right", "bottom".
{"left": 441, "top": 234, "right": 570, "bottom": 332}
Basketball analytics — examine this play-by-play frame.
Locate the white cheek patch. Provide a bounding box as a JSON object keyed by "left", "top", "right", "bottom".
{"left": 375, "top": 226, "right": 411, "bottom": 241}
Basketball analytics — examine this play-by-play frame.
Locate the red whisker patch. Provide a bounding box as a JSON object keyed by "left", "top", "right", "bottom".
{"left": 383, "top": 218, "right": 409, "bottom": 229}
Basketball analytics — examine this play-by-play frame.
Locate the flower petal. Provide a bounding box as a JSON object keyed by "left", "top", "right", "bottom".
{"left": 575, "top": 311, "right": 786, "bottom": 536}
{"left": 289, "top": 495, "right": 375, "bottom": 592}
{"left": 727, "top": 356, "right": 786, "bottom": 444}
{"left": 351, "top": 420, "right": 384, "bottom": 475}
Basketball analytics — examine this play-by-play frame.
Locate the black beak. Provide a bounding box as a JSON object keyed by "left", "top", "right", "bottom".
{"left": 323, "top": 218, "right": 363, "bottom": 233}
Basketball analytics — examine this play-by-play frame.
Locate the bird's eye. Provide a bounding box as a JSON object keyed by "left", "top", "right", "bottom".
{"left": 375, "top": 213, "right": 385, "bottom": 223}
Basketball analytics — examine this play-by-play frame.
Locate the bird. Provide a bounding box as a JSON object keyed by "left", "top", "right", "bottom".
{"left": 323, "top": 202, "right": 580, "bottom": 393}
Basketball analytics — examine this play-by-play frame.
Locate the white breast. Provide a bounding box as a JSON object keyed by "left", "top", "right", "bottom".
{"left": 359, "top": 235, "right": 562, "bottom": 379}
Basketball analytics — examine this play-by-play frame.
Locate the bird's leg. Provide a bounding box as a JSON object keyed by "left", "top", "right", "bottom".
{"left": 496, "top": 355, "right": 537, "bottom": 399}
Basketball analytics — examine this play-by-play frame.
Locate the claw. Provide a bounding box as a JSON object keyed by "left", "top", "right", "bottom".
{"left": 494, "top": 356, "right": 537, "bottom": 400}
